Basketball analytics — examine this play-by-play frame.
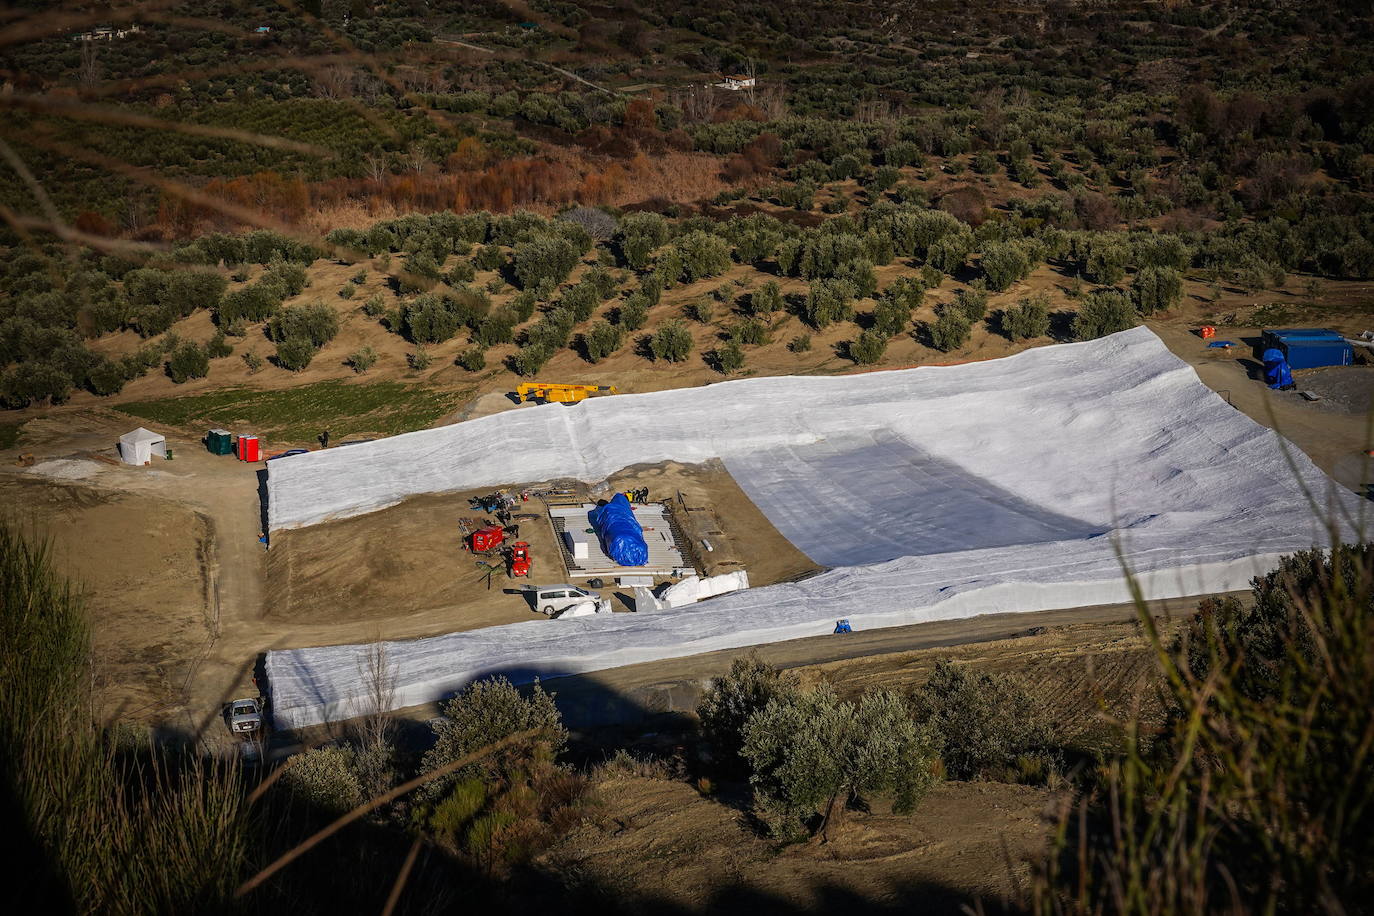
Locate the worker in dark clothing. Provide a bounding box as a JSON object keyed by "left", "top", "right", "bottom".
{"left": 320, "top": 429, "right": 330, "bottom": 449}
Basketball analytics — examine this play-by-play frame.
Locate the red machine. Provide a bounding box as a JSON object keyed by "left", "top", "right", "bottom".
{"left": 468, "top": 525, "right": 505, "bottom": 554}
{"left": 507, "top": 541, "right": 531, "bottom": 578}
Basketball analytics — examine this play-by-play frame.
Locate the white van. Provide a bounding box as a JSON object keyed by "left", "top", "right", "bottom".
{"left": 529, "top": 584, "right": 610, "bottom": 618}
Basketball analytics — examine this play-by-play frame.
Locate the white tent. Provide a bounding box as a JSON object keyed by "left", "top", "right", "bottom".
{"left": 118, "top": 427, "right": 167, "bottom": 465}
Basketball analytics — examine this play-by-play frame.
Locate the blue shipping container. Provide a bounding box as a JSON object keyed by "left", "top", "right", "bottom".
{"left": 1262, "top": 328, "right": 1343, "bottom": 350}
{"left": 1279, "top": 338, "right": 1353, "bottom": 370}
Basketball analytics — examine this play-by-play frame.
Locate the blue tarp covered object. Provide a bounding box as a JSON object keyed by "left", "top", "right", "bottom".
{"left": 589, "top": 493, "right": 648, "bottom": 566}
{"left": 1263, "top": 347, "right": 1294, "bottom": 389}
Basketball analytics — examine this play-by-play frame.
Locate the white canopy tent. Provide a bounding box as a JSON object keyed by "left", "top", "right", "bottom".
{"left": 118, "top": 427, "right": 167, "bottom": 465}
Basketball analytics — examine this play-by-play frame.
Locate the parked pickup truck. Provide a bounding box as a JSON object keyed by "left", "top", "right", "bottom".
{"left": 528, "top": 584, "right": 611, "bottom": 619}
{"left": 228, "top": 697, "right": 263, "bottom": 734}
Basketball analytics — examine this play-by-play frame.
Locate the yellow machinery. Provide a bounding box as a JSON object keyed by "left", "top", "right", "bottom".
{"left": 515, "top": 383, "right": 619, "bottom": 404}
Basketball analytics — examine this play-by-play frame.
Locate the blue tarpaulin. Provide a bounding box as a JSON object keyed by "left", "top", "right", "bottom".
{"left": 1263, "top": 347, "right": 1294, "bottom": 389}
{"left": 588, "top": 493, "right": 648, "bottom": 566}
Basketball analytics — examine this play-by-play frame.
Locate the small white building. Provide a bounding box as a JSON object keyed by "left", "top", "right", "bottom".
{"left": 118, "top": 428, "right": 167, "bottom": 466}
{"left": 719, "top": 73, "right": 756, "bottom": 91}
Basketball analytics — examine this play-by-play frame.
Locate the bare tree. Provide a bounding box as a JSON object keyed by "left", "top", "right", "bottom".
{"left": 756, "top": 82, "right": 789, "bottom": 121}
{"left": 356, "top": 639, "right": 397, "bottom": 751}
{"left": 362, "top": 153, "right": 389, "bottom": 181}
{"left": 78, "top": 39, "right": 102, "bottom": 90}
{"left": 676, "top": 84, "right": 717, "bottom": 123}
{"left": 312, "top": 65, "right": 354, "bottom": 100}
{"left": 402, "top": 146, "right": 429, "bottom": 174}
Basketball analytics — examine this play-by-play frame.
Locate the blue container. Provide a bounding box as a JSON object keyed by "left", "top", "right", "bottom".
{"left": 1262, "top": 328, "right": 1343, "bottom": 351}
{"left": 1279, "top": 338, "right": 1352, "bottom": 370}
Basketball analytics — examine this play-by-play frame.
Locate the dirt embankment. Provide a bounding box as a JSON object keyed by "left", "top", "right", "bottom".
{"left": 543, "top": 775, "right": 1054, "bottom": 914}
{"left": 0, "top": 475, "right": 216, "bottom": 725}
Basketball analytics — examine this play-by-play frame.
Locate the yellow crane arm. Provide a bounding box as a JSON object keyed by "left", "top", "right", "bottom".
{"left": 515, "top": 383, "right": 619, "bottom": 403}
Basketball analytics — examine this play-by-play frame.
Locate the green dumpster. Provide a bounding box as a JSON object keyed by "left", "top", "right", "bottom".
{"left": 207, "top": 428, "right": 234, "bottom": 455}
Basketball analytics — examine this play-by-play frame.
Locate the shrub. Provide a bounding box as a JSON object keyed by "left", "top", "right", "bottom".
{"left": 801, "top": 278, "right": 855, "bottom": 329}
{"left": 511, "top": 344, "right": 553, "bottom": 377}
{"left": 1035, "top": 546, "right": 1374, "bottom": 913}
{"left": 1132, "top": 265, "right": 1183, "bottom": 315}
{"left": 671, "top": 231, "right": 732, "bottom": 283}
{"left": 279, "top": 746, "right": 364, "bottom": 815}
{"left": 263, "top": 257, "right": 309, "bottom": 297}
{"left": 1002, "top": 293, "right": 1051, "bottom": 340}
{"left": 684, "top": 299, "right": 713, "bottom": 324}
{"left": 849, "top": 329, "right": 888, "bottom": 364}
{"left": 421, "top": 677, "right": 566, "bottom": 796}
{"left": 750, "top": 280, "right": 784, "bottom": 316}
{"left": 403, "top": 294, "right": 460, "bottom": 344}
{"left": 361, "top": 293, "right": 386, "bottom": 317}
{"left": 789, "top": 334, "right": 811, "bottom": 353}
{"left": 909, "top": 660, "right": 1055, "bottom": 782}
{"left": 338, "top": 283, "right": 356, "bottom": 300}
{"left": 218, "top": 283, "right": 282, "bottom": 325}
{"left": 275, "top": 336, "right": 317, "bottom": 372}
{"left": 456, "top": 347, "right": 486, "bottom": 372}
{"left": 408, "top": 346, "right": 434, "bottom": 370}
{"left": 512, "top": 237, "right": 578, "bottom": 290}
{"left": 347, "top": 346, "right": 378, "bottom": 373}
{"left": 617, "top": 293, "right": 649, "bottom": 330}
{"left": 953, "top": 285, "right": 989, "bottom": 323}
{"left": 268, "top": 303, "right": 338, "bottom": 348}
{"left": 475, "top": 311, "right": 516, "bottom": 347}
{"left": 741, "top": 685, "right": 939, "bottom": 842}
{"left": 833, "top": 259, "right": 878, "bottom": 299}
{"left": 1072, "top": 288, "right": 1139, "bottom": 340}
{"left": 1084, "top": 241, "right": 1129, "bottom": 285}
{"left": 614, "top": 212, "right": 669, "bottom": 270}
{"left": 560, "top": 282, "right": 601, "bottom": 323}
{"left": 649, "top": 320, "right": 693, "bottom": 362}
{"left": 582, "top": 321, "right": 623, "bottom": 363}
{"left": 713, "top": 341, "right": 745, "bottom": 374}
{"left": 730, "top": 319, "right": 768, "bottom": 346}
{"left": 242, "top": 350, "right": 263, "bottom": 373}
{"left": 165, "top": 342, "right": 209, "bottom": 384}
{"left": 868, "top": 165, "right": 901, "bottom": 194}
{"left": 698, "top": 655, "right": 801, "bottom": 773}
{"left": 930, "top": 310, "right": 971, "bottom": 351}
{"left": 205, "top": 331, "right": 233, "bottom": 359}
{"left": 980, "top": 242, "right": 1032, "bottom": 292}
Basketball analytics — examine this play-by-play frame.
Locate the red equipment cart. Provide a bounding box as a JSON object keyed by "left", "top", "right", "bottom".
{"left": 507, "top": 541, "right": 531, "bottom": 577}
{"left": 468, "top": 525, "right": 505, "bottom": 554}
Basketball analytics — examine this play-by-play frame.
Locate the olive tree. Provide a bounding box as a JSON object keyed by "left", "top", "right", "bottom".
{"left": 649, "top": 320, "right": 693, "bottom": 362}
{"left": 421, "top": 677, "right": 566, "bottom": 797}
{"left": 1072, "top": 288, "right": 1139, "bottom": 340}
{"left": 1002, "top": 292, "right": 1051, "bottom": 340}
{"left": 1132, "top": 265, "right": 1183, "bottom": 315}
{"left": 741, "top": 685, "right": 939, "bottom": 842}
{"left": 980, "top": 242, "right": 1032, "bottom": 292}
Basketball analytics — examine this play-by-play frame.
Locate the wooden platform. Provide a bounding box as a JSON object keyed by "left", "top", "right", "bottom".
{"left": 548, "top": 503, "right": 691, "bottom": 579}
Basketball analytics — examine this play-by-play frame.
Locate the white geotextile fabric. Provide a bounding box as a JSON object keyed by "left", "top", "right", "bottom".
{"left": 264, "top": 328, "right": 1367, "bottom": 729}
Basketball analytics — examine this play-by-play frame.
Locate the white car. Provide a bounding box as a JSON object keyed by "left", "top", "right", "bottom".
{"left": 529, "top": 584, "right": 611, "bottom": 618}
{"left": 228, "top": 698, "right": 262, "bottom": 733}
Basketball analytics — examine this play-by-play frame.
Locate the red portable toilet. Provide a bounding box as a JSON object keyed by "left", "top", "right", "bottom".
{"left": 237, "top": 435, "right": 260, "bottom": 462}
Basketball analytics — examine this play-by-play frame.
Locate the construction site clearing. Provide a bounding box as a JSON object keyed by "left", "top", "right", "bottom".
{"left": 264, "top": 459, "right": 815, "bottom": 635}
{"left": 6, "top": 324, "right": 1374, "bottom": 739}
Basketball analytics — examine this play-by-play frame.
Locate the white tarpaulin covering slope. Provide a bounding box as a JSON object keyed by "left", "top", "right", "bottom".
{"left": 264, "top": 327, "right": 1365, "bottom": 729}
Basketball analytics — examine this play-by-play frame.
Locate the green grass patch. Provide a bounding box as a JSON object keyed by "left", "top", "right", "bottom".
{"left": 117, "top": 380, "right": 470, "bottom": 447}
{"left": 0, "top": 421, "right": 22, "bottom": 451}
